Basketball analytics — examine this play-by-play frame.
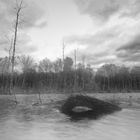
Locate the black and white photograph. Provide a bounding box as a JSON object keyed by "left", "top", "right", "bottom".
{"left": 0, "top": 0, "right": 140, "bottom": 140}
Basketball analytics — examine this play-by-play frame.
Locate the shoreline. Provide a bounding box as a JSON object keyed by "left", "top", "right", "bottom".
{"left": 0, "top": 92, "right": 140, "bottom": 109}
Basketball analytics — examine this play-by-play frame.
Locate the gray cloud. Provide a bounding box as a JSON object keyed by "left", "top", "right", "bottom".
{"left": 80, "top": 52, "right": 117, "bottom": 66}
{"left": 0, "top": 40, "right": 7, "bottom": 46}
{"left": 66, "top": 22, "right": 140, "bottom": 66}
{"left": 66, "top": 26, "right": 119, "bottom": 48}
{"left": 15, "top": 33, "right": 38, "bottom": 55}
{"left": 117, "top": 51, "right": 140, "bottom": 63}
{"left": 117, "top": 35, "right": 140, "bottom": 53}
{"left": 0, "top": 0, "right": 46, "bottom": 57}
{"left": 35, "top": 21, "right": 47, "bottom": 28}
{"left": 66, "top": 26, "right": 120, "bottom": 66}
{"left": 74, "top": 0, "right": 140, "bottom": 21}
{"left": 116, "top": 34, "right": 140, "bottom": 62}
{"left": 75, "top": 0, "right": 119, "bottom": 21}
{"left": 16, "top": 44, "right": 38, "bottom": 55}
{"left": 0, "top": 33, "right": 38, "bottom": 56}
{"left": 0, "top": 0, "right": 47, "bottom": 31}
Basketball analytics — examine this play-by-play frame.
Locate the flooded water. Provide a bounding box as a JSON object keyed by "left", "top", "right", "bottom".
{"left": 0, "top": 94, "right": 140, "bottom": 140}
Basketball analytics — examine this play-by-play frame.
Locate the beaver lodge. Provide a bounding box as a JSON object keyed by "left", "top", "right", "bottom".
{"left": 61, "top": 95, "right": 121, "bottom": 120}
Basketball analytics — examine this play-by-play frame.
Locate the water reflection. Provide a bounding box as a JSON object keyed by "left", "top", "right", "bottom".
{"left": 0, "top": 95, "right": 140, "bottom": 140}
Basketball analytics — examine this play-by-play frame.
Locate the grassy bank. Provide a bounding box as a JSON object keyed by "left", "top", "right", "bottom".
{"left": 0, "top": 92, "right": 140, "bottom": 109}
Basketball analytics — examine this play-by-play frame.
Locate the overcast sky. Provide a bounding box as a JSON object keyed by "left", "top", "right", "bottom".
{"left": 0, "top": 0, "right": 140, "bottom": 67}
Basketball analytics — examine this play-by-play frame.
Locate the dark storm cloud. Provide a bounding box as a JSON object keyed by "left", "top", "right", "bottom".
{"left": 74, "top": 0, "right": 140, "bottom": 21}
{"left": 116, "top": 35, "right": 140, "bottom": 62}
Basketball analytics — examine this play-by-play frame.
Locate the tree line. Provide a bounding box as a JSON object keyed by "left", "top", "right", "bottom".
{"left": 0, "top": 55, "right": 139, "bottom": 94}
{"left": 0, "top": 0, "right": 139, "bottom": 95}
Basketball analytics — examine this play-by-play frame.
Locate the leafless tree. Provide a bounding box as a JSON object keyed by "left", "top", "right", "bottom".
{"left": 18, "top": 55, "right": 36, "bottom": 73}
{"left": 18, "top": 55, "right": 36, "bottom": 91}
{"left": 3, "top": 36, "right": 13, "bottom": 74}
{"left": 39, "top": 58, "right": 53, "bottom": 72}
{"left": 74, "top": 49, "right": 77, "bottom": 91}
{"left": 53, "top": 58, "right": 63, "bottom": 72}
{"left": 9, "top": 0, "right": 24, "bottom": 103}
{"left": 62, "top": 40, "right": 66, "bottom": 71}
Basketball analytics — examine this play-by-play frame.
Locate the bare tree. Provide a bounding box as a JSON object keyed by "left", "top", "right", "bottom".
{"left": 3, "top": 35, "right": 13, "bottom": 73}
{"left": 62, "top": 40, "right": 66, "bottom": 71}
{"left": 81, "top": 55, "right": 86, "bottom": 69}
{"left": 39, "top": 58, "right": 53, "bottom": 72}
{"left": 63, "top": 57, "right": 73, "bottom": 72}
{"left": 53, "top": 58, "right": 63, "bottom": 72}
{"left": 9, "top": 0, "right": 24, "bottom": 103}
{"left": 18, "top": 55, "right": 36, "bottom": 73}
{"left": 74, "top": 49, "right": 77, "bottom": 91}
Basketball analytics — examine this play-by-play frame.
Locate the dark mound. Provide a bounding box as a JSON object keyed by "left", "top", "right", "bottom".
{"left": 61, "top": 95, "right": 121, "bottom": 120}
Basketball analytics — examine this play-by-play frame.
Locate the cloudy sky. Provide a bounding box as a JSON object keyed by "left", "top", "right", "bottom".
{"left": 0, "top": 0, "right": 140, "bottom": 67}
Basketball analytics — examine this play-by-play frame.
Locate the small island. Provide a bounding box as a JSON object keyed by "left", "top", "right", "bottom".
{"left": 61, "top": 94, "right": 121, "bottom": 120}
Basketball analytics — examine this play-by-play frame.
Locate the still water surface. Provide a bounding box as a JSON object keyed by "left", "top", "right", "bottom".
{"left": 0, "top": 95, "right": 140, "bottom": 140}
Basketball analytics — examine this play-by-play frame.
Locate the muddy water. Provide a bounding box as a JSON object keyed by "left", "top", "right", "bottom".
{"left": 0, "top": 94, "right": 140, "bottom": 140}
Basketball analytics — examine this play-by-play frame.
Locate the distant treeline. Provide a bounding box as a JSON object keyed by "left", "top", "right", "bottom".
{"left": 0, "top": 55, "right": 140, "bottom": 94}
